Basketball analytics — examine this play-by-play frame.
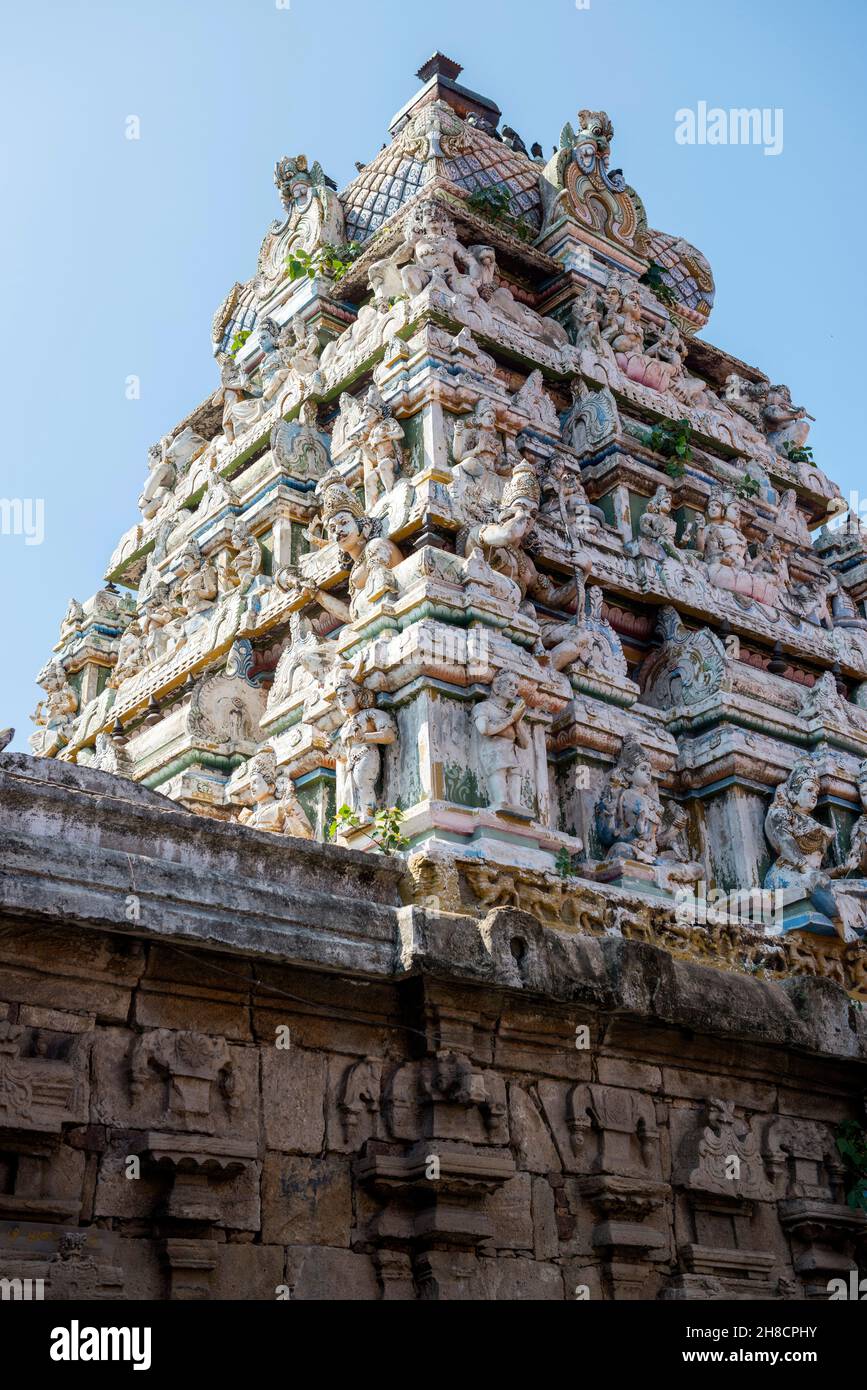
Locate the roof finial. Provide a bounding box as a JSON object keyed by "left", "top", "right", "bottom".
{"left": 416, "top": 52, "right": 463, "bottom": 83}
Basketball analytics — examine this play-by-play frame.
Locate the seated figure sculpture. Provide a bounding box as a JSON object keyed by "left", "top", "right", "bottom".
{"left": 764, "top": 760, "right": 856, "bottom": 942}
{"left": 236, "top": 747, "right": 313, "bottom": 839}
{"left": 596, "top": 737, "right": 663, "bottom": 866}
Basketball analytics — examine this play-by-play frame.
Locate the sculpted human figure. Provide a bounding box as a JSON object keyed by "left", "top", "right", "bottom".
{"left": 255, "top": 317, "right": 292, "bottom": 404}
{"left": 216, "top": 354, "right": 263, "bottom": 445}
{"left": 175, "top": 540, "right": 218, "bottom": 617}
{"left": 722, "top": 373, "right": 765, "bottom": 432}
{"left": 762, "top": 384, "right": 813, "bottom": 454}
{"left": 596, "top": 737, "right": 663, "bottom": 865}
{"left": 139, "top": 583, "right": 183, "bottom": 662}
{"left": 370, "top": 201, "right": 482, "bottom": 307}
{"left": 600, "top": 276, "right": 643, "bottom": 356}
{"left": 236, "top": 748, "right": 313, "bottom": 839}
{"left": 361, "top": 398, "right": 404, "bottom": 509}
{"left": 570, "top": 283, "right": 614, "bottom": 361}
{"left": 267, "top": 614, "right": 338, "bottom": 714}
{"left": 226, "top": 517, "right": 263, "bottom": 594}
{"left": 138, "top": 436, "right": 176, "bottom": 519}
{"left": 109, "top": 621, "right": 145, "bottom": 688}
{"left": 30, "top": 661, "right": 78, "bottom": 754}
{"left": 539, "top": 454, "right": 601, "bottom": 543}
{"left": 473, "top": 670, "right": 531, "bottom": 809}
{"left": 776, "top": 489, "right": 812, "bottom": 547}
{"left": 451, "top": 399, "right": 511, "bottom": 516}
{"left": 638, "top": 486, "right": 683, "bottom": 560}
{"left": 467, "top": 456, "right": 580, "bottom": 615}
{"left": 764, "top": 760, "right": 854, "bottom": 940}
{"left": 334, "top": 670, "right": 398, "bottom": 819}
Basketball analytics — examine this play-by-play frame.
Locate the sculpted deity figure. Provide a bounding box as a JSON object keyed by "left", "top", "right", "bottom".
{"left": 570, "top": 283, "right": 615, "bottom": 361}
{"left": 596, "top": 737, "right": 663, "bottom": 865}
{"left": 267, "top": 614, "right": 338, "bottom": 714}
{"left": 832, "top": 760, "right": 867, "bottom": 880}
{"left": 721, "top": 373, "right": 766, "bottom": 432}
{"left": 451, "top": 399, "right": 511, "bottom": 516}
{"left": 274, "top": 316, "right": 323, "bottom": 408}
{"left": 175, "top": 540, "right": 218, "bottom": 618}
{"left": 473, "top": 670, "right": 532, "bottom": 810}
{"left": 600, "top": 276, "right": 643, "bottom": 356}
{"left": 30, "top": 661, "right": 78, "bottom": 755}
{"left": 539, "top": 454, "right": 601, "bottom": 544}
{"left": 637, "top": 486, "right": 683, "bottom": 560}
{"left": 689, "top": 488, "right": 782, "bottom": 606}
{"left": 776, "top": 489, "right": 812, "bottom": 547}
{"left": 139, "top": 582, "right": 186, "bottom": 663}
{"left": 538, "top": 584, "right": 627, "bottom": 681}
{"left": 360, "top": 392, "right": 405, "bottom": 508}
{"left": 138, "top": 436, "right": 176, "bottom": 519}
{"left": 334, "top": 670, "right": 398, "bottom": 820}
{"left": 279, "top": 477, "right": 402, "bottom": 626}
{"left": 271, "top": 400, "right": 330, "bottom": 479}
{"left": 236, "top": 748, "right": 313, "bottom": 839}
{"left": 762, "top": 384, "right": 813, "bottom": 455}
{"left": 60, "top": 598, "right": 85, "bottom": 643}
{"left": 108, "top": 620, "right": 145, "bottom": 688}
{"left": 468, "top": 243, "right": 569, "bottom": 347}
{"left": 216, "top": 354, "right": 264, "bottom": 445}
{"left": 647, "top": 321, "right": 711, "bottom": 407}
{"left": 370, "top": 201, "right": 483, "bottom": 307}
{"left": 226, "top": 517, "right": 263, "bottom": 594}
{"left": 467, "top": 456, "right": 580, "bottom": 615}
{"left": 764, "top": 760, "right": 854, "bottom": 940}
{"left": 255, "top": 317, "right": 292, "bottom": 404}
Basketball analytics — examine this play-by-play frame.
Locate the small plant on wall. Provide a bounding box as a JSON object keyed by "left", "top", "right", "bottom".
{"left": 650, "top": 417, "right": 693, "bottom": 477}
{"left": 327, "top": 804, "right": 409, "bottom": 854}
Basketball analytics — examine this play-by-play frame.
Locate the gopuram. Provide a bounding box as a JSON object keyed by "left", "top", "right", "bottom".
{"left": 3, "top": 54, "right": 866, "bottom": 1301}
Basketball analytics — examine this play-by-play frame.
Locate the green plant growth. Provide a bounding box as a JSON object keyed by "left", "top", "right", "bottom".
{"left": 650, "top": 417, "right": 693, "bottom": 477}
{"left": 229, "top": 329, "right": 252, "bottom": 356}
{"left": 782, "top": 441, "right": 815, "bottom": 466}
{"left": 285, "top": 240, "right": 365, "bottom": 283}
{"left": 836, "top": 1120, "right": 867, "bottom": 1211}
{"left": 555, "top": 847, "right": 575, "bottom": 879}
{"left": 466, "top": 183, "right": 535, "bottom": 242}
{"left": 736, "top": 475, "right": 761, "bottom": 500}
{"left": 327, "top": 804, "right": 409, "bottom": 855}
{"left": 639, "top": 260, "right": 677, "bottom": 309}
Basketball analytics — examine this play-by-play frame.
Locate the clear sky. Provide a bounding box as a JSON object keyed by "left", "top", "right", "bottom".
{"left": 1, "top": 0, "right": 865, "bottom": 750}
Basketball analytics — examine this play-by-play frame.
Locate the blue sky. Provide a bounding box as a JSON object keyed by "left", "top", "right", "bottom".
{"left": 1, "top": 0, "right": 865, "bottom": 749}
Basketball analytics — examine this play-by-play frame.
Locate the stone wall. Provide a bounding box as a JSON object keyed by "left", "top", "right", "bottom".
{"left": 1, "top": 753, "right": 865, "bottom": 1300}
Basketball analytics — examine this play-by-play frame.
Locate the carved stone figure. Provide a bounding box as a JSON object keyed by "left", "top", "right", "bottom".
{"left": 29, "top": 661, "right": 78, "bottom": 756}
{"left": 226, "top": 517, "right": 264, "bottom": 594}
{"left": 473, "top": 670, "right": 532, "bottom": 810}
{"left": 271, "top": 400, "right": 329, "bottom": 479}
{"left": 762, "top": 384, "right": 812, "bottom": 455}
{"left": 175, "top": 540, "right": 218, "bottom": 618}
{"left": 596, "top": 737, "right": 663, "bottom": 865}
{"left": 333, "top": 670, "right": 398, "bottom": 820}
{"left": 235, "top": 747, "right": 313, "bottom": 839}
{"left": 764, "top": 760, "right": 855, "bottom": 940}
{"left": 216, "top": 355, "right": 263, "bottom": 445}
{"left": 266, "top": 614, "right": 338, "bottom": 715}
{"left": 108, "top": 621, "right": 145, "bottom": 688}
{"left": 370, "top": 200, "right": 483, "bottom": 306}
